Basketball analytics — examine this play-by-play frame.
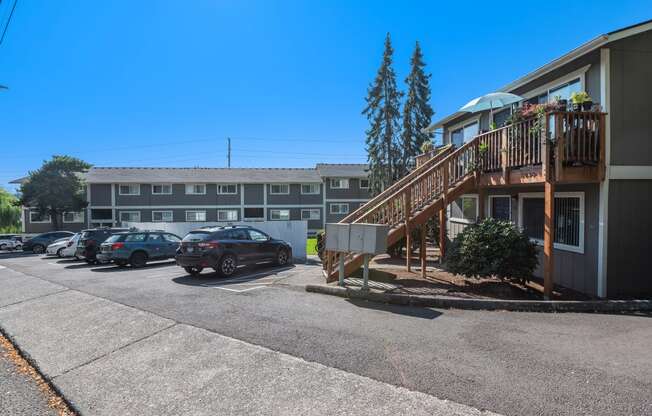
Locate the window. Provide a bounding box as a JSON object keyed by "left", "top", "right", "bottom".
{"left": 226, "top": 229, "right": 249, "bottom": 240}
{"left": 301, "top": 209, "right": 320, "bottom": 220}
{"left": 217, "top": 209, "right": 238, "bottom": 221}
{"left": 519, "top": 193, "right": 584, "bottom": 253}
{"left": 270, "top": 184, "right": 289, "bottom": 194}
{"left": 152, "top": 184, "right": 172, "bottom": 195}
{"left": 185, "top": 210, "right": 207, "bottom": 222}
{"left": 244, "top": 207, "right": 264, "bottom": 220}
{"left": 450, "top": 121, "right": 479, "bottom": 147}
{"left": 330, "top": 203, "right": 349, "bottom": 215}
{"left": 217, "top": 184, "right": 237, "bottom": 194}
{"left": 29, "top": 211, "right": 51, "bottom": 223}
{"left": 301, "top": 183, "right": 320, "bottom": 194}
{"left": 270, "top": 209, "right": 290, "bottom": 220}
{"left": 185, "top": 184, "right": 206, "bottom": 195}
{"left": 119, "top": 211, "right": 141, "bottom": 223}
{"left": 147, "top": 234, "right": 164, "bottom": 243}
{"left": 163, "top": 234, "right": 181, "bottom": 243}
{"left": 248, "top": 229, "right": 269, "bottom": 241}
{"left": 489, "top": 196, "right": 512, "bottom": 221}
{"left": 63, "top": 212, "right": 84, "bottom": 223}
{"left": 119, "top": 184, "right": 140, "bottom": 195}
{"left": 547, "top": 78, "right": 581, "bottom": 103}
{"left": 359, "top": 179, "right": 370, "bottom": 189}
{"left": 450, "top": 195, "right": 478, "bottom": 223}
{"left": 124, "top": 233, "right": 147, "bottom": 242}
{"left": 152, "top": 211, "right": 173, "bottom": 222}
{"left": 330, "top": 178, "right": 349, "bottom": 189}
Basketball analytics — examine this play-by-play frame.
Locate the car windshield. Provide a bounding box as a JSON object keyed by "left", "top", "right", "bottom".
{"left": 104, "top": 235, "right": 122, "bottom": 244}
{"left": 182, "top": 232, "right": 212, "bottom": 242}
{"left": 81, "top": 231, "right": 92, "bottom": 239}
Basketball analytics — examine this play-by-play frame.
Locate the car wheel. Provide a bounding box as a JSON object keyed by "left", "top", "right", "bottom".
{"left": 32, "top": 244, "right": 45, "bottom": 254}
{"left": 56, "top": 248, "right": 64, "bottom": 258}
{"left": 276, "top": 248, "right": 289, "bottom": 266}
{"left": 0, "top": 243, "right": 6, "bottom": 250}
{"left": 218, "top": 254, "right": 237, "bottom": 277}
{"left": 184, "top": 266, "right": 202, "bottom": 276}
{"left": 130, "top": 252, "right": 148, "bottom": 268}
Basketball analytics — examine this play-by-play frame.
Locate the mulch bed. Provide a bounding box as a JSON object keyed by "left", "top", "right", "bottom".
{"left": 349, "top": 253, "right": 593, "bottom": 301}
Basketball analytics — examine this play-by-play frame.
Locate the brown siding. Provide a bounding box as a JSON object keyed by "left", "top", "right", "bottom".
{"left": 606, "top": 179, "right": 652, "bottom": 298}
{"left": 608, "top": 31, "right": 652, "bottom": 165}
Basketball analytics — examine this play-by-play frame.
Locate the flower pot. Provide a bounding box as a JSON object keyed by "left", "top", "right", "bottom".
{"left": 557, "top": 99, "right": 568, "bottom": 111}
{"left": 582, "top": 100, "right": 593, "bottom": 111}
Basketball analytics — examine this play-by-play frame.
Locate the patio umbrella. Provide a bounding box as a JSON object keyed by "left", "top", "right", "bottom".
{"left": 459, "top": 92, "right": 523, "bottom": 120}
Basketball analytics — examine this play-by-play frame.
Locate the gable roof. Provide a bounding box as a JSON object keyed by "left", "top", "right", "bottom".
{"left": 427, "top": 19, "right": 652, "bottom": 131}
{"left": 315, "top": 163, "right": 369, "bottom": 178}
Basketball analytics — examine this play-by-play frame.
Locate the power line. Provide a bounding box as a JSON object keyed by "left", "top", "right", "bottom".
{"left": 0, "top": 0, "right": 17, "bottom": 46}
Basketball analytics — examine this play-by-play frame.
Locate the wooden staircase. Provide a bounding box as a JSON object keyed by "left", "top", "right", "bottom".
{"left": 324, "top": 111, "right": 606, "bottom": 283}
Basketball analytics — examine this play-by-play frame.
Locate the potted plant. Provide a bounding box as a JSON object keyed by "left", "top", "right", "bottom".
{"left": 570, "top": 91, "right": 592, "bottom": 112}
{"left": 553, "top": 95, "right": 567, "bottom": 111}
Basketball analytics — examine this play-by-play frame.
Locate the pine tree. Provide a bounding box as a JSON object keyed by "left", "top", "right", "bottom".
{"left": 400, "top": 41, "right": 434, "bottom": 175}
{"left": 363, "top": 33, "right": 403, "bottom": 195}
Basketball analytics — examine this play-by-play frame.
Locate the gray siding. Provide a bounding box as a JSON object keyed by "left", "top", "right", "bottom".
{"left": 23, "top": 209, "right": 85, "bottom": 234}
{"left": 608, "top": 31, "right": 652, "bottom": 165}
{"left": 90, "top": 184, "right": 112, "bottom": 206}
{"left": 606, "top": 179, "right": 652, "bottom": 297}
{"left": 115, "top": 184, "right": 240, "bottom": 206}
{"left": 267, "top": 184, "right": 323, "bottom": 205}
{"left": 325, "top": 201, "right": 363, "bottom": 224}
{"left": 324, "top": 178, "right": 370, "bottom": 200}
{"left": 243, "top": 184, "right": 264, "bottom": 205}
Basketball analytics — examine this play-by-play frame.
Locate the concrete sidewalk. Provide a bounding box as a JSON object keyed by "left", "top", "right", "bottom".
{"left": 0, "top": 266, "right": 497, "bottom": 416}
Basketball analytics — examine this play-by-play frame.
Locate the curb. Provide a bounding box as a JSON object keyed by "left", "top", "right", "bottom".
{"left": 305, "top": 284, "right": 652, "bottom": 313}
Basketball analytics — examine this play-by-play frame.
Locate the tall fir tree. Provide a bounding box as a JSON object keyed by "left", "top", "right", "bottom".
{"left": 363, "top": 33, "right": 403, "bottom": 195}
{"left": 400, "top": 41, "right": 434, "bottom": 175}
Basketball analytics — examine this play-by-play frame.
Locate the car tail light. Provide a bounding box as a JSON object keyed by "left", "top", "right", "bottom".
{"left": 197, "top": 241, "right": 219, "bottom": 249}
{"left": 111, "top": 242, "right": 125, "bottom": 250}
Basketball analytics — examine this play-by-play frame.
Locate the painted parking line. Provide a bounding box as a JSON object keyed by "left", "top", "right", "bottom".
{"left": 201, "top": 266, "right": 298, "bottom": 293}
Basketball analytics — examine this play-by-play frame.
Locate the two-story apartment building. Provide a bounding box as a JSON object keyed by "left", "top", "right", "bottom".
{"left": 13, "top": 164, "right": 370, "bottom": 236}
{"left": 428, "top": 20, "right": 652, "bottom": 298}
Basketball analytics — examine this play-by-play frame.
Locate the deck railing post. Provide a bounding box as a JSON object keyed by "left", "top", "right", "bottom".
{"left": 501, "top": 127, "right": 509, "bottom": 184}
{"left": 439, "top": 161, "right": 449, "bottom": 262}
{"left": 420, "top": 224, "right": 427, "bottom": 278}
{"left": 404, "top": 189, "right": 412, "bottom": 272}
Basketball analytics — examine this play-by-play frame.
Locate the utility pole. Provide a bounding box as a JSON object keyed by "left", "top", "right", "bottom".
{"left": 227, "top": 137, "right": 231, "bottom": 168}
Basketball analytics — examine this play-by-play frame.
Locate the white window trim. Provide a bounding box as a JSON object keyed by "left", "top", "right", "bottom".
{"left": 301, "top": 209, "right": 320, "bottom": 220}
{"left": 118, "top": 184, "right": 141, "bottom": 196}
{"left": 329, "top": 203, "right": 349, "bottom": 215}
{"left": 29, "top": 210, "right": 51, "bottom": 223}
{"left": 217, "top": 184, "right": 238, "bottom": 195}
{"left": 449, "top": 194, "right": 479, "bottom": 224}
{"left": 152, "top": 210, "right": 173, "bottom": 222}
{"left": 269, "top": 184, "right": 290, "bottom": 195}
{"left": 185, "top": 210, "right": 207, "bottom": 222}
{"left": 151, "top": 184, "right": 172, "bottom": 195}
{"left": 520, "top": 64, "right": 590, "bottom": 101}
{"left": 517, "top": 192, "right": 585, "bottom": 254}
{"left": 217, "top": 209, "right": 238, "bottom": 221}
{"left": 330, "top": 178, "right": 350, "bottom": 189}
{"left": 447, "top": 116, "right": 481, "bottom": 145}
{"left": 185, "top": 184, "right": 206, "bottom": 195}
{"left": 62, "top": 211, "right": 85, "bottom": 223}
{"left": 488, "top": 195, "right": 512, "bottom": 222}
{"left": 359, "top": 179, "right": 370, "bottom": 189}
{"left": 300, "top": 183, "right": 320, "bottom": 195}
{"left": 119, "top": 211, "right": 141, "bottom": 223}
{"left": 270, "top": 209, "right": 290, "bottom": 221}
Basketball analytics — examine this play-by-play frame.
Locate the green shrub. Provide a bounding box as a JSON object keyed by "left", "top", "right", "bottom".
{"left": 445, "top": 218, "right": 538, "bottom": 283}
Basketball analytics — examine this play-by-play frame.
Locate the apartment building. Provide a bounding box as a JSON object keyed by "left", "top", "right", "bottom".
{"left": 14, "top": 164, "right": 370, "bottom": 236}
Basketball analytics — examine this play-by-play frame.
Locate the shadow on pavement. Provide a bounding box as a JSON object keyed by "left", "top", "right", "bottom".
{"left": 90, "top": 260, "right": 176, "bottom": 273}
{"left": 0, "top": 251, "right": 37, "bottom": 259}
{"left": 173, "top": 263, "right": 296, "bottom": 287}
{"left": 345, "top": 298, "right": 443, "bottom": 320}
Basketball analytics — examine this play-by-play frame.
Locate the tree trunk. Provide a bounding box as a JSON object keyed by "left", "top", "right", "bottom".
{"left": 51, "top": 210, "right": 60, "bottom": 231}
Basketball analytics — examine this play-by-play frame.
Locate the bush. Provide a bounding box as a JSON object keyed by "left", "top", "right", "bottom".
{"left": 444, "top": 218, "right": 538, "bottom": 283}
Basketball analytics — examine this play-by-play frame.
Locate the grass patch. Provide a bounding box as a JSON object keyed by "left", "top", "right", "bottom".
{"left": 306, "top": 237, "right": 318, "bottom": 255}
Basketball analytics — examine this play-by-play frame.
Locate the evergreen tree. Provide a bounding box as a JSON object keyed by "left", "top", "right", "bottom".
{"left": 363, "top": 33, "right": 403, "bottom": 195}
{"left": 400, "top": 41, "right": 434, "bottom": 174}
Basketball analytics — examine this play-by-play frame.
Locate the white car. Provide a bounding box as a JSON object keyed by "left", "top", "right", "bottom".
{"left": 46, "top": 236, "right": 74, "bottom": 257}
{"left": 60, "top": 233, "right": 81, "bottom": 258}
{"left": 0, "top": 234, "right": 23, "bottom": 251}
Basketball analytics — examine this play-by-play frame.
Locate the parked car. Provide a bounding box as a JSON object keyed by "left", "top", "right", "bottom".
{"left": 0, "top": 234, "right": 23, "bottom": 251}
{"left": 45, "top": 236, "right": 74, "bottom": 257}
{"left": 175, "top": 225, "right": 292, "bottom": 277}
{"left": 76, "top": 227, "right": 130, "bottom": 264}
{"left": 60, "top": 233, "right": 81, "bottom": 259}
{"left": 97, "top": 231, "right": 182, "bottom": 267}
{"left": 22, "top": 231, "right": 75, "bottom": 254}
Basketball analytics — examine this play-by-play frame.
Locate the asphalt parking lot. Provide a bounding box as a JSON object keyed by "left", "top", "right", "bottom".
{"left": 1, "top": 251, "right": 651, "bottom": 416}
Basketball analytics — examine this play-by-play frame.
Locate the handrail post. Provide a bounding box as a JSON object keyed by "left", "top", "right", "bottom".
{"left": 404, "top": 189, "right": 412, "bottom": 272}
{"left": 553, "top": 113, "right": 564, "bottom": 182}
{"left": 501, "top": 127, "right": 509, "bottom": 184}
{"left": 439, "top": 161, "right": 449, "bottom": 262}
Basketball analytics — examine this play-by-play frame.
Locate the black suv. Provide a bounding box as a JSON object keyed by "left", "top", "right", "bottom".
{"left": 176, "top": 225, "right": 292, "bottom": 276}
{"left": 23, "top": 231, "right": 74, "bottom": 254}
{"left": 76, "top": 227, "right": 131, "bottom": 264}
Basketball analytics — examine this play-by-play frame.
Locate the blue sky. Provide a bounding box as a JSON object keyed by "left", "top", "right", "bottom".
{"left": 1, "top": 0, "right": 650, "bottom": 190}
